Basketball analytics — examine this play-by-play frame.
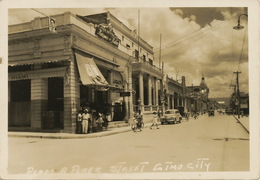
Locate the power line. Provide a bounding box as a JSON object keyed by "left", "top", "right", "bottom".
{"left": 154, "top": 11, "right": 235, "bottom": 54}
{"left": 160, "top": 17, "right": 233, "bottom": 57}
{"left": 158, "top": 16, "right": 236, "bottom": 57}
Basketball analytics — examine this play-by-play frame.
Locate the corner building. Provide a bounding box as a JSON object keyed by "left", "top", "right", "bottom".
{"left": 8, "top": 11, "right": 164, "bottom": 133}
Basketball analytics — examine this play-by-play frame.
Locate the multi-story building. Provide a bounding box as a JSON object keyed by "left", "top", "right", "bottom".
{"left": 8, "top": 11, "right": 167, "bottom": 133}
{"left": 186, "top": 75, "right": 210, "bottom": 114}
{"left": 79, "top": 12, "right": 164, "bottom": 115}
{"left": 163, "top": 75, "right": 186, "bottom": 109}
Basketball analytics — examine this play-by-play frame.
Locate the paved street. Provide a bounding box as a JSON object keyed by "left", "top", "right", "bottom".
{"left": 8, "top": 113, "right": 249, "bottom": 175}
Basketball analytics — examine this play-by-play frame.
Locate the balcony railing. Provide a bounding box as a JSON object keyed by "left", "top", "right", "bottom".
{"left": 133, "top": 105, "right": 160, "bottom": 113}
{"left": 134, "top": 58, "right": 163, "bottom": 73}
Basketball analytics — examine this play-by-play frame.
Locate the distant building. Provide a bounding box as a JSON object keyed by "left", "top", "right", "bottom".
{"left": 186, "top": 75, "right": 210, "bottom": 114}
{"left": 230, "top": 92, "right": 249, "bottom": 115}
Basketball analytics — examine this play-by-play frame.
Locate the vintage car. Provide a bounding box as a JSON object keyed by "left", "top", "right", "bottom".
{"left": 161, "top": 109, "right": 182, "bottom": 125}
{"left": 208, "top": 109, "right": 215, "bottom": 116}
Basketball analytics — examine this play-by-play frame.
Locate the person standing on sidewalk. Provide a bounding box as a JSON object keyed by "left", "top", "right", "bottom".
{"left": 82, "top": 109, "right": 90, "bottom": 134}
{"left": 76, "top": 110, "right": 83, "bottom": 134}
{"left": 150, "top": 112, "right": 159, "bottom": 129}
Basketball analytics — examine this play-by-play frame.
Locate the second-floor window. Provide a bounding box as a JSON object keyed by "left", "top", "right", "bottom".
{"left": 143, "top": 55, "right": 146, "bottom": 61}
{"left": 149, "top": 59, "right": 153, "bottom": 65}
{"left": 134, "top": 50, "right": 139, "bottom": 59}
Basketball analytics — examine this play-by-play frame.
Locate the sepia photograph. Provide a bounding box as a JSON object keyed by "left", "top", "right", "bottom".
{"left": 1, "top": 0, "right": 260, "bottom": 179}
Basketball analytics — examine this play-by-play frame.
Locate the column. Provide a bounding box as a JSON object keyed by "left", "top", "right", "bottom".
{"left": 148, "top": 75, "right": 152, "bottom": 111}
{"left": 171, "top": 95, "right": 174, "bottom": 109}
{"left": 155, "top": 78, "right": 158, "bottom": 107}
{"left": 139, "top": 72, "right": 144, "bottom": 112}
{"left": 167, "top": 95, "right": 170, "bottom": 110}
{"left": 64, "top": 57, "right": 79, "bottom": 133}
{"left": 31, "top": 78, "right": 48, "bottom": 129}
{"left": 127, "top": 65, "right": 133, "bottom": 122}
{"left": 177, "top": 94, "right": 180, "bottom": 107}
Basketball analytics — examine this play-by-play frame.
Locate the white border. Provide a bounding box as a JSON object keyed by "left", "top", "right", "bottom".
{"left": 1, "top": 0, "right": 259, "bottom": 179}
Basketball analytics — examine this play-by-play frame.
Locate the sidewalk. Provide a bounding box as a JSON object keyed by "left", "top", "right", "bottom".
{"left": 233, "top": 115, "right": 249, "bottom": 134}
{"left": 8, "top": 115, "right": 249, "bottom": 139}
{"left": 8, "top": 123, "right": 153, "bottom": 139}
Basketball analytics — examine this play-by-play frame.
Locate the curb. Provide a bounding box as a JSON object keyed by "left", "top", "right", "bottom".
{"left": 8, "top": 128, "right": 132, "bottom": 139}
{"left": 233, "top": 115, "right": 249, "bottom": 134}
{"left": 8, "top": 123, "right": 153, "bottom": 139}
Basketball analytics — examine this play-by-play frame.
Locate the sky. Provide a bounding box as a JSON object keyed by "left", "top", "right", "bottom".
{"left": 8, "top": 7, "right": 249, "bottom": 98}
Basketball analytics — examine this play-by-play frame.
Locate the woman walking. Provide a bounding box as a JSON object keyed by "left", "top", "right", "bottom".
{"left": 150, "top": 112, "right": 159, "bottom": 129}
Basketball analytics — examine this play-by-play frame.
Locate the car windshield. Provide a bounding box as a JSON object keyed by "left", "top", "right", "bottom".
{"left": 165, "top": 111, "right": 172, "bottom": 114}
{"left": 165, "top": 110, "right": 178, "bottom": 114}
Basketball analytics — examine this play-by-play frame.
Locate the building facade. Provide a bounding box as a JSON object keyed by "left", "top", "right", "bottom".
{"left": 8, "top": 12, "right": 138, "bottom": 133}
{"left": 186, "top": 75, "right": 210, "bottom": 115}
{"left": 8, "top": 11, "right": 209, "bottom": 133}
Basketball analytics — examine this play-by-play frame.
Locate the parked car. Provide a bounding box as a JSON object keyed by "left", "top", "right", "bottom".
{"left": 208, "top": 109, "right": 214, "bottom": 116}
{"left": 161, "top": 109, "right": 182, "bottom": 124}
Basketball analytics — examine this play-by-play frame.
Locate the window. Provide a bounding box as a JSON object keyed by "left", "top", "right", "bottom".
{"left": 122, "top": 36, "right": 124, "bottom": 41}
{"left": 126, "top": 44, "right": 130, "bottom": 49}
{"left": 143, "top": 55, "right": 146, "bottom": 61}
{"left": 11, "top": 80, "right": 31, "bottom": 102}
{"left": 149, "top": 59, "right": 153, "bottom": 65}
{"left": 134, "top": 50, "right": 139, "bottom": 59}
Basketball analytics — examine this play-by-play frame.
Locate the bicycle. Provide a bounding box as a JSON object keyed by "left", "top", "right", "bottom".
{"left": 131, "top": 119, "right": 144, "bottom": 132}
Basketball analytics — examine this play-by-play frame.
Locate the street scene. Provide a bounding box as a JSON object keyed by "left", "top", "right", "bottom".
{"left": 5, "top": 4, "right": 257, "bottom": 179}
{"left": 9, "top": 113, "right": 249, "bottom": 175}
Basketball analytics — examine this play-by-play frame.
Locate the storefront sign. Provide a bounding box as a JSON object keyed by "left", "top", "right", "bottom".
{"left": 111, "top": 70, "right": 124, "bottom": 89}
{"left": 9, "top": 67, "right": 66, "bottom": 81}
{"left": 10, "top": 74, "right": 29, "bottom": 81}
{"left": 120, "top": 92, "right": 130, "bottom": 97}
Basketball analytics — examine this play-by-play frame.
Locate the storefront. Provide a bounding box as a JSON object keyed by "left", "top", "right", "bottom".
{"left": 8, "top": 12, "right": 134, "bottom": 133}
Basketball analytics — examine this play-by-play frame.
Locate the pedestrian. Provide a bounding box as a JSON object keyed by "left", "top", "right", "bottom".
{"left": 150, "top": 112, "right": 159, "bottom": 129}
{"left": 76, "top": 110, "right": 83, "bottom": 134}
{"left": 137, "top": 110, "right": 143, "bottom": 130}
{"left": 82, "top": 109, "right": 90, "bottom": 134}
{"left": 194, "top": 111, "right": 199, "bottom": 119}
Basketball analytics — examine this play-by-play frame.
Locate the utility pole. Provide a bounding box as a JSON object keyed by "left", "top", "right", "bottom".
{"left": 233, "top": 71, "right": 241, "bottom": 118}
{"left": 138, "top": 10, "right": 140, "bottom": 62}
{"left": 159, "top": 33, "right": 162, "bottom": 69}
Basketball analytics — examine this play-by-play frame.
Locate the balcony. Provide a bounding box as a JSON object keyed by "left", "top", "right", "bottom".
{"left": 132, "top": 58, "right": 163, "bottom": 79}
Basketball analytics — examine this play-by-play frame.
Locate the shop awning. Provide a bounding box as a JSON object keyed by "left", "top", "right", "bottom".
{"left": 75, "top": 53, "right": 109, "bottom": 86}
{"left": 9, "top": 56, "right": 71, "bottom": 66}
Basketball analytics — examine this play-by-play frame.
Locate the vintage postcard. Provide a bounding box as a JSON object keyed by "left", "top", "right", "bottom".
{"left": 0, "top": 0, "right": 259, "bottom": 179}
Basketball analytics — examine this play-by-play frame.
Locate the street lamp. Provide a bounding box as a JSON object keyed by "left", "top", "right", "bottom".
{"left": 233, "top": 14, "right": 247, "bottom": 118}
{"left": 233, "top": 14, "right": 248, "bottom": 30}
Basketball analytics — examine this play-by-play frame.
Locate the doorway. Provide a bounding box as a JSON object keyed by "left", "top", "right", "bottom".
{"left": 9, "top": 80, "right": 31, "bottom": 127}
{"left": 43, "top": 77, "right": 64, "bottom": 129}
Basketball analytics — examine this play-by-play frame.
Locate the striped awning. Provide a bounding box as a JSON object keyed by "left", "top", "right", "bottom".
{"left": 8, "top": 56, "right": 71, "bottom": 66}
{"left": 75, "top": 53, "right": 109, "bottom": 87}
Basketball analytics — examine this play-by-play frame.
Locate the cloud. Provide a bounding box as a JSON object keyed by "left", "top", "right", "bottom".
{"left": 8, "top": 7, "right": 248, "bottom": 98}
{"left": 173, "top": 9, "right": 184, "bottom": 17}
